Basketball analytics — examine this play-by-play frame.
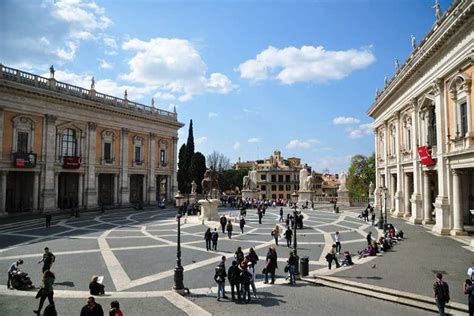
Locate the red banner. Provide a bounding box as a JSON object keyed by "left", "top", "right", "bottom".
{"left": 417, "top": 146, "right": 435, "bottom": 166}
{"left": 13, "top": 153, "right": 37, "bottom": 168}
{"left": 63, "top": 156, "right": 81, "bottom": 169}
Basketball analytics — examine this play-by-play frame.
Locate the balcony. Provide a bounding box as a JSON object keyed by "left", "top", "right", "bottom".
{"left": 12, "top": 152, "right": 37, "bottom": 168}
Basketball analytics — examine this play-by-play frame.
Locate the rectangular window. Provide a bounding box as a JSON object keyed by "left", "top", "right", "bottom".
{"left": 17, "top": 132, "right": 29, "bottom": 153}
{"left": 134, "top": 146, "right": 141, "bottom": 163}
{"left": 271, "top": 185, "right": 276, "bottom": 191}
{"left": 271, "top": 174, "right": 276, "bottom": 182}
{"left": 286, "top": 194, "right": 291, "bottom": 199}
{"left": 428, "top": 107, "right": 437, "bottom": 146}
{"left": 278, "top": 185, "right": 283, "bottom": 191}
{"left": 279, "top": 194, "right": 283, "bottom": 199}
{"left": 285, "top": 175, "right": 290, "bottom": 182}
{"left": 286, "top": 185, "right": 291, "bottom": 191}
{"left": 407, "top": 128, "right": 412, "bottom": 150}
{"left": 261, "top": 185, "right": 266, "bottom": 191}
{"left": 104, "top": 142, "right": 112, "bottom": 162}
{"left": 160, "top": 149, "right": 166, "bottom": 165}
{"left": 460, "top": 102, "right": 468, "bottom": 135}
{"left": 261, "top": 174, "right": 266, "bottom": 180}
{"left": 278, "top": 175, "right": 283, "bottom": 182}
{"left": 262, "top": 194, "right": 266, "bottom": 199}
{"left": 271, "top": 194, "right": 276, "bottom": 199}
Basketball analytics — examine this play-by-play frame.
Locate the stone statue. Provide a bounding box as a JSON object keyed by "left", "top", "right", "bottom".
{"left": 299, "top": 167, "right": 309, "bottom": 191}
{"left": 384, "top": 76, "right": 388, "bottom": 86}
{"left": 304, "top": 174, "right": 314, "bottom": 191}
{"left": 249, "top": 169, "right": 257, "bottom": 190}
{"left": 411, "top": 35, "right": 416, "bottom": 50}
{"left": 191, "top": 180, "right": 197, "bottom": 195}
{"left": 49, "top": 65, "right": 55, "bottom": 79}
{"left": 433, "top": 0, "right": 442, "bottom": 21}
{"left": 369, "top": 181, "right": 374, "bottom": 196}
{"left": 339, "top": 171, "right": 347, "bottom": 191}
{"left": 395, "top": 59, "right": 400, "bottom": 72}
{"left": 201, "top": 169, "right": 220, "bottom": 197}
{"left": 242, "top": 175, "right": 251, "bottom": 190}
{"left": 91, "top": 76, "right": 95, "bottom": 90}
{"left": 151, "top": 97, "right": 155, "bottom": 107}
{"left": 124, "top": 89, "right": 128, "bottom": 100}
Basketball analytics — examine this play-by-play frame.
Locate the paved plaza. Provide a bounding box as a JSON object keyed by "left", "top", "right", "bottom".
{"left": 0, "top": 206, "right": 470, "bottom": 315}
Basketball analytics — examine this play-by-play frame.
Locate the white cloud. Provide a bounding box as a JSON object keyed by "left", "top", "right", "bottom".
{"left": 348, "top": 123, "right": 373, "bottom": 139}
{"left": 248, "top": 138, "right": 260, "bottom": 143}
{"left": 208, "top": 112, "right": 218, "bottom": 119}
{"left": 286, "top": 139, "right": 320, "bottom": 149}
{"left": 233, "top": 142, "right": 241, "bottom": 150}
{"left": 238, "top": 45, "right": 375, "bottom": 84}
{"left": 317, "top": 155, "right": 352, "bottom": 170}
{"left": 103, "top": 37, "right": 118, "bottom": 49}
{"left": 196, "top": 136, "right": 207, "bottom": 144}
{"left": 98, "top": 58, "right": 113, "bottom": 70}
{"left": 120, "top": 37, "right": 236, "bottom": 101}
{"left": 105, "top": 50, "right": 118, "bottom": 56}
{"left": 153, "top": 92, "right": 176, "bottom": 101}
{"left": 333, "top": 116, "right": 361, "bottom": 125}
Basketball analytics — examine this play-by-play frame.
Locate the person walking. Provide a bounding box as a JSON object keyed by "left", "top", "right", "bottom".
{"left": 334, "top": 231, "right": 341, "bottom": 254}
{"left": 214, "top": 256, "right": 228, "bottom": 301}
{"left": 240, "top": 265, "right": 252, "bottom": 304}
{"left": 433, "top": 273, "right": 450, "bottom": 316}
{"left": 7, "top": 259, "right": 23, "bottom": 289}
{"left": 247, "top": 261, "right": 258, "bottom": 298}
{"left": 34, "top": 270, "right": 55, "bottom": 315}
{"left": 279, "top": 208, "right": 284, "bottom": 222}
{"left": 204, "top": 228, "right": 212, "bottom": 251}
{"left": 371, "top": 211, "right": 376, "bottom": 226}
{"left": 45, "top": 213, "right": 52, "bottom": 228}
{"left": 220, "top": 215, "right": 227, "bottom": 234}
{"left": 38, "top": 247, "right": 56, "bottom": 273}
{"left": 326, "top": 244, "right": 340, "bottom": 270}
{"left": 284, "top": 227, "right": 293, "bottom": 248}
{"left": 211, "top": 228, "right": 219, "bottom": 251}
{"left": 264, "top": 247, "right": 277, "bottom": 284}
{"left": 80, "top": 296, "right": 104, "bottom": 316}
{"left": 239, "top": 216, "right": 246, "bottom": 234}
{"left": 287, "top": 251, "right": 298, "bottom": 285}
{"left": 227, "top": 221, "right": 233, "bottom": 239}
{"left": 464, "top": 278, "right": 474, "bottom": 316}
{"left": 272, "top": 225, "right": 280, "bottom": 246}
{"left": 109, "top": 300, "right": 124, "bottom": 316}
{"left": 227, "top": 260, "right": 241, "bottom": 302}
{"left": 258, "top": 209, "right": 263, "bottom": 224}
{"left": 234, "top": 246, "right": 244, "bottom": 265}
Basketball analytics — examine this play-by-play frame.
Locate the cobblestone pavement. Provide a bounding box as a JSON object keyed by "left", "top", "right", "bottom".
{"left": 0, "top": 206, "right": 440, "bottom": 315}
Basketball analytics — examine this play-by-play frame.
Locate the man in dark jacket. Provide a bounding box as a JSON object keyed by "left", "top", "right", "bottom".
{"left": 228, "top": 261, "right": 241, "bottom": 301}
{"left": 220, "top": 215, "right": 227, "bottom": 234}
{"left": 204, "top": 228, "right": 212, "bottom": 251}
{"left": 38, "top": 247, "right": 55, "bottom": 273}
{"left": 214, "top": 256, "right": 228, "bottom": 301}
{"left": 211, "top": 228, "right": 219, "bottom": 251}
{"left": 80, "top": 296, "right": 104, "bottom": 316}
{"left": 264, "top": 247, "right": 277, "bottom": 284}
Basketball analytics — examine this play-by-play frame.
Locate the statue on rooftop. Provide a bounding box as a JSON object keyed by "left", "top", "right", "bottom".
{"left": 151, "top": 97, "right": 155, "bottom": 107}
{"left": 411, "top": 35, "right": 416, "bottom": 50}
{"left": 124, "top": 89, "right": 128, "bottom": 100}
{"left": 433, "top": 0, "right": 442, "bottom": 21}
{"left": 49, "top": 65, "right": 55, "bottom": 79}
{"left": 91, "top": 76, "right": 95, "bottom": 90}
{"left": 395, "top": 59, "right": 400, "bottom": 72}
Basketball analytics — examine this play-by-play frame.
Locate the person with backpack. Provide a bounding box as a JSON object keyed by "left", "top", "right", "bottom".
{"left": 433, "top": 272, "right": 450, "bottom": 316}
{"left": 211, "top": 228, "right": 219, "bottom": 251}
{"left": 284, "top": 227, "right": 293, "bottom": 248}
{"left": 240, "top": 264, "right": 252, "bottom": 304}
{"left": 227, "top": 221, "right": 233, "bottom": 239}
{"left": 227, "top": 260, "right": 241, "bottom": 302}
{"left": 204, "top": 228, "right": 212, "bottom": 251}
{"left": 38, "top": 247, "right": 55, "bottom": 273}
{"left": 214, "top": 256, "right": 228, "bottom": 301}
{"left": 239, "top": 216, "right": 246, "bottom": 234}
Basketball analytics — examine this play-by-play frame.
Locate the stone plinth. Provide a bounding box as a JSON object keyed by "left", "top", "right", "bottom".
{"left": 337, "top": 189, "right": 350, "bottom": 207}
{"left": 198, "top": 199, "right": 220, "bottom": 221}
{"left": 241, "top": 190, "right": 257, "bottom": 200}
{"left": 297, "top": 191, "right": 313, "bottom": 207}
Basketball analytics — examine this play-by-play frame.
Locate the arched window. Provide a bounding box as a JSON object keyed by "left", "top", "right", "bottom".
{"left": 62, "top": 128, "right": 77, "bottom": 157}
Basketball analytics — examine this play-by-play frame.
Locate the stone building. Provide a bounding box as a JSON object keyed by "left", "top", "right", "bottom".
{"left": 368, "top": 0, "right": 473, "bottom": 235}
{"left": 0, "top": 65, "right": 183, "bottom": 216}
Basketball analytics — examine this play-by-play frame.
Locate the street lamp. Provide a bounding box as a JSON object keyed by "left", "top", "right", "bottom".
{"left": 173, "top": 191, "right": 186, "bottom": 295}
{"left": 291, "top": 191, "right": 299, "bottom": 276}
{"left": 378, "top": 186, "right": 388, "bottom": 232}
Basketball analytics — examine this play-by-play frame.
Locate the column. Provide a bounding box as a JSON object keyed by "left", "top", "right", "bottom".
{"left": 410, "top": 98, "right": 423, "bottom": 224}
{"left": 0, "top": 108, "right": 4, "bottom": 159}
{"left": 95, "top": 174, "right": 99, "bottom": 205}
{"left": 113, "top": 174, "right": 118, "bottom": 205}
{"left": 374, "top": 128, "right": 380, "bottom": 210}
{"left": 422, "top": 172, "right": 433, "bottom": 224}
{"left": 171, "top": 136, "right": 178, "bottom": 200}
{"left": 432, "top": 79, "right": 450, "bottom": 235}
{"left": 41, "top": 114, "right": 57, "bottom": 211}
{"left": 78, "top": 173, "right": 83, "bottom": 208}
{"left": 120, "top": 128, "right": 130, "bottom": 205}
{"left": 0, "top": 171, "right": 7, "bottom": 215}
{"left": 390, "top": 173, "right": 396, "bottom": 212}
{"left": 33, "top": 172, "right": 39, "bottom": 211}
{"left": 451, "top": 169, "right": 465, "bottom": 235}
{"left": 148, "top": 133, "right": 157, "bottom": 204}
{"left": 403, "top": 172, "right": 411, "bottom": 217}
{"left": 394, "top": 112, "right": 403, "bottom": 216}
{"left": 85, "top": 122, "right": 97, "bottom": 208}
{"left": 54, "top": 173, "right": 59, "bottom": 209}
{"left": 143, "top": 175, "right": 147, "bottom": 203}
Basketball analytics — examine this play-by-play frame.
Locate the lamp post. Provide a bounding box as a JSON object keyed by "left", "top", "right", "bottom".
{"left": 291, "top": 191, "right": 299, "bottom": 276}
{"left": 173, "top": 191, "right": 186, "bottom": 294}
{"left": 378, "top": 186, "right": 388, "bottom": 231}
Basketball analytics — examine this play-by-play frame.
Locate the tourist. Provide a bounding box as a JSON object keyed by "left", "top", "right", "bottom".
{"left": 468, "top": 265, "right": 474, "bottom": 281}
{"left": 7, "top": 259, "right": 23, "bottom": 289}
{"left": 284, "top": 227, "right": 292, "bottom": 248}
{"left": 227, "top": 220, "right": 233, "bottom": 239}
{"left": 227, "top": 260, "right": 241, "bottom": 302}
{"left": 326, "top": 244, "right": 340, "bottom": 270}
{"left": 38, "top": 247, "right": 55, "bottom": 273}
{"left": 80, "top": 296, "right": 104, "bottom": 316}
{"left": 341, "top": 251, "right": 353, "bottom": 266}
{"left": 258, "top": 209, "right": 263, "bottom": 224}
{"left": 211, "top": 228, "right": 219, "bottom": 251}
{"left": 371, "top": 212, "right": 376, "bottom": 226}
{"left": 214, "top": 256, "right": 228, "bottom": 301}
{"left": 240, "top": 265, "right": 252, "bottom": 303}
{"left": 239, "top": 216, "right": 246, "bottom": 234}
{"left": 279, "top": 208, "right": 284, "bottom": 222}
{"left": 45, "top": 213, "right": 52, "bottom": 228}
{"left": 433, "top": 273, "right": 450, "bottom": 316}
{"left": 109, "top": 300, "right": 124, "bottom": 316}
{"left": 287, "top": 251, "right": 298, "bottom": 285}
{"left": 272, "top": 225, "right": 280, "bottom": 246}
{"left": 220, "top": 215, "right": 227, "bottom": 234}
{"left": 285, "top": 214, "right": 290, "bottom": 227}
{"left": 234, "top": 246, "right": 244, "bottom": 265}
{"left": 89, "top": 275, "right": 105, "bottom": 296}
{"left": 204, "top": 228, "right": 212, "bottom": 251}
{"left": 246, "top": 247, "right": 259, "bottom": 266}
{"left": 334, "top": 231, "right": 341, "bottom": 254}
{"left": 464, "top": 279, "right": 474, "bottom": 316}
{"left": 34, "top": 270, "right": 55, "bottom": 315}
{"left": 247, "top": 261, "right": 258, "bottom": 298}
{"left": 263, "top": 247, "right": 277, "bottom": 284}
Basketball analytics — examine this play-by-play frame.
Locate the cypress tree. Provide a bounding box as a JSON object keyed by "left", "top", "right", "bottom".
{"left": 177, "top": 144, "right": 187, "bottom": 193}
{"left": 189, "top": 152, "right": 207, "bottom": 194}
{"left": 183, "top": 119, "right": 195, "bottom": 193}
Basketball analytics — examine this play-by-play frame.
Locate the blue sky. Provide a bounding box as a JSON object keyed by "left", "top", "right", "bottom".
{"left": 0, "top": 0, "right": 451, "bottom": 172}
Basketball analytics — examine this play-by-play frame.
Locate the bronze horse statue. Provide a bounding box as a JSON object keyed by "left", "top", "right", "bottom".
{"left": 201, "top": 169, "right": 220, "bottom": 198}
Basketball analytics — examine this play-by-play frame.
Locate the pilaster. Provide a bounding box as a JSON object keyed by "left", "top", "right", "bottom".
{"left": 451, "top": 169, "right": 465, "bottom": 235}
{"left": 85, "top": 122, "right": 97, "bottom": 208}
{"left": 394, "top": 111, "right": 403, "bottom": 217}
{"left": 0, "top": 108, "right": 4, "bottom": 159}
{"left": 410, "top": 98, "right": 423, "bottom": 224}
{"left": 120, "top": 128, "right": 130, "bottom": 205}
{"left": 148, "top": 133, "right": 157, "bottom": 204}
{"left": 0, "top": 171, "right": 7, "bottom": 216}
{"left": 41, "top": 114, "right": 57, "bottom": 211}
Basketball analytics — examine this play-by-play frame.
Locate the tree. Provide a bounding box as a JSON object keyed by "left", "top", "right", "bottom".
{"left": 177, "top": 144, "right": 188, "bottom": 193}
{"left": 181, "top": 119, "right": 195, "bottom": 193}
{"left": 346, "top": 153, "right": 375, "bottom": 198}
{"left": 207, "top": 151, "right": 231, "bottom": 171}
{"left": 219, "top": 168, "right": 249, "bottom": 193}
{"left": 189, "top": 152, "right": 206, "bottom": 193}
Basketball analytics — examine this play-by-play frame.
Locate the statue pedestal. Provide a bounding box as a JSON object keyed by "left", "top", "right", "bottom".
{"left": 241, "top": 190, "right": 257, "bottom": 200}
{"left": 337, "top": 189, "right": 350, "bottom": 207}
{"left": 198, "top": 199, "right": 220, "bottom": 221}
{"left": 298, "top": 191, "right": 313, "bottom": 207}
{"left": 189, "top": 194, "right": 197, "bottom": 204}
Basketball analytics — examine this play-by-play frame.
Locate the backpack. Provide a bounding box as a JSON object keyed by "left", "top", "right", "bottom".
{"left": 436, "top": 281, "right": 450, "bottom": 303}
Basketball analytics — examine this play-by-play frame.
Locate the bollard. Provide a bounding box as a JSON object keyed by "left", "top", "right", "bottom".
{"left": 300, "top": 257, "right": 309, "bottom": 277}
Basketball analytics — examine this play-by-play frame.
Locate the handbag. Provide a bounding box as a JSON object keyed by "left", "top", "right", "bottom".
{"left": 262, "top": 267, "right": 267, "bottom": 274}
{"left": 284, "top": 265, "right": 289, "bottom": 273}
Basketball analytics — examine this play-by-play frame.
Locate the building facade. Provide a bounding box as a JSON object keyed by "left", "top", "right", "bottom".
{"left": 0, "top": 65, "right": 183, "bottom": 216}
{"left": 368, "top": 0, "right": 473, "bottom": 235}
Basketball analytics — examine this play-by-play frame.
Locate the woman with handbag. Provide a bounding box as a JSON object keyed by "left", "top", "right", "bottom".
{"left": 34, "top": 270, "right": 55, "bottom": 315}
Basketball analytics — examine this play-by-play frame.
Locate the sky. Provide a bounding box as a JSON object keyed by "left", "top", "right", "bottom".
{"left": 0, "top": 0, "right": 452, "bottom": 173}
